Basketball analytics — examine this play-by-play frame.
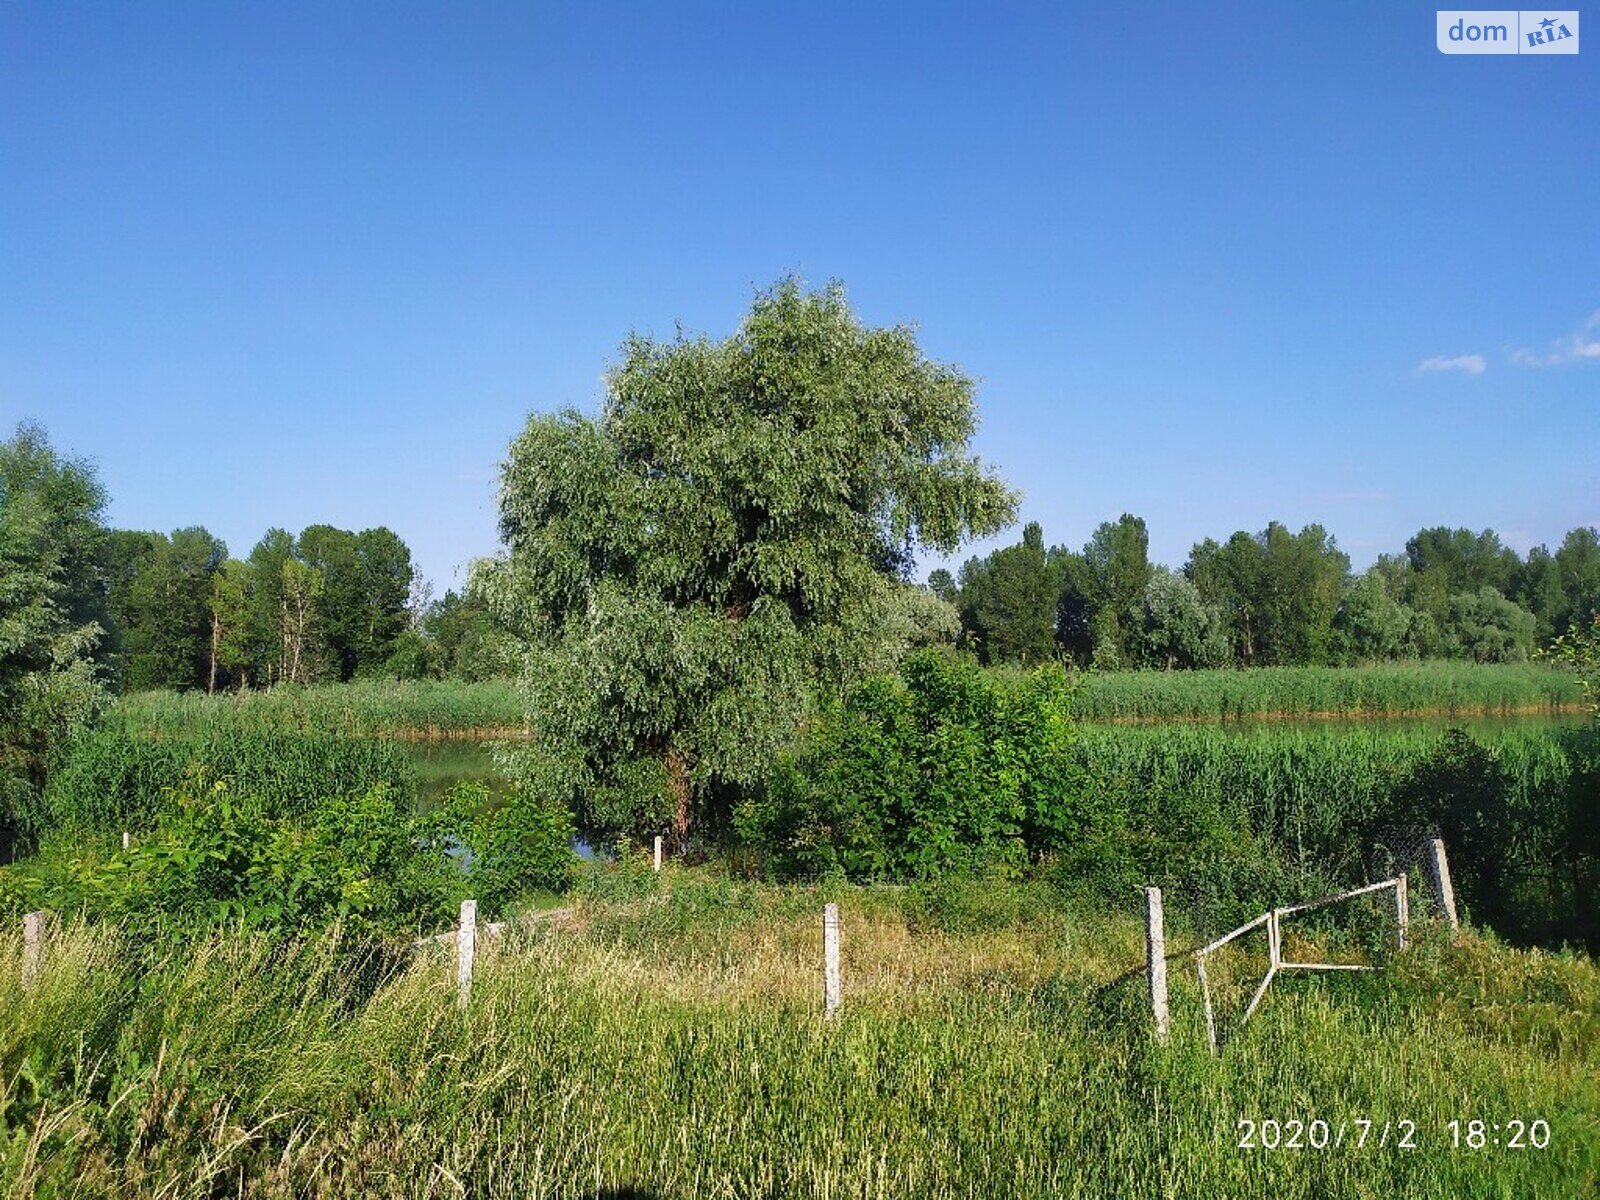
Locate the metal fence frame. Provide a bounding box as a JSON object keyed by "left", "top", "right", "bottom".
{"left": 1194, "top": 875, "right": 1408, "bottom": 1052}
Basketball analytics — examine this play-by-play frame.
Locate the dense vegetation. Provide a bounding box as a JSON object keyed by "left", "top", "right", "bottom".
{"left": 104, "top": 660, "right": 1584, "bottom": 742}
{"left": 99, "top": 521, "right": 511, "bottom": 690}
{"left": 2, "top": 728, "right": 571, "bottom": 935}
{"left": 943, "top": 515, "right": 1600, "bottom": 670}
{"left": 1068, "top": 660, "right": 1581, "bottom": 720}
{"left": 736, "top": 652, "right": 1598, "bottom": 950}
{"left": 114, "top": 678, "right": 527, "bottom": 738}
{"left": 0, "top": 426, "right": 109, "bottom": 847}
{"left": 4, "top": 285, "right": 1596, "bottom": 1195}
{"left": 4, "top": 877, "right": 1596, "bottom": 1198}
{"left": 475, "top": 280, "right": 1015, "bottom": 842}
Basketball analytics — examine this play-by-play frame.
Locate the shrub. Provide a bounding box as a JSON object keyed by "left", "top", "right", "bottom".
{"left": 10, "top": 780, "right": 466, "bottom": 934}
{"left": 460, "top": 783, "right": 579, "bottom": 911}
{"left": 740, "top": 651, "right": 1092, "bottom": 880}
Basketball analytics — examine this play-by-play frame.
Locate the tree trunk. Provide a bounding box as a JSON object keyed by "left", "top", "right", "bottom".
{"left": 666, "top": 748, "right": 691, "bottom": 847}
{"left": 208, "top": 612, "right": 221, "bottom": 694}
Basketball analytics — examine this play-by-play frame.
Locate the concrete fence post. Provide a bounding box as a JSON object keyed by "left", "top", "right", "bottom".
{"left": 1395, "top": 874, "right": 1409, "bottom": 951}
{"left": 121, "top": 831, "right": 130, "bottom": 852}
{"left": 1143, "top": 887, "right": 1169, "bottom": 1044}
{"left": 1428, "top": 838, "right": 1459, "bottom": 933}
{"left": 653, "top": 835, "right": 663, "bottom": 872}
{"left": 22, "top": 911, "right": 45, "bottom": 987}
{"left": 456, "top": 899, "right": 477, "bottom": 1010}
{"left": 822, "top": 902, "right": 841, "bottom": 1019}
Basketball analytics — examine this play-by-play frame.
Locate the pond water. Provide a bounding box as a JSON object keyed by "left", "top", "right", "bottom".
{"left": 404, "top": 740, "right": 601, "bottom": 859}
{"left": 406, "top": 740, "right": 509, "bottom": 807}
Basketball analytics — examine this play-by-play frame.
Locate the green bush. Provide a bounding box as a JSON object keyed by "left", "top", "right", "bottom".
{"left": 4, "top": 778, "right": 581, "bottom": 933}
{"left": 739, "top": 651, "right": 1092, "bottom": 880}
{"left": 4, "top": 780, "right": 465, "bottom": 934}
{"left": 455, "top": 782, "right": 579, "bottom": 912}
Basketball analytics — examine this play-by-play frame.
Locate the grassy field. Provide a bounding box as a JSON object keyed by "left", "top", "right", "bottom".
{"left": 109, "top": 662, "right": 1584, "bottom": 738}
{"left": 4, "top": 871, "right": 1596, "bottom": 1198}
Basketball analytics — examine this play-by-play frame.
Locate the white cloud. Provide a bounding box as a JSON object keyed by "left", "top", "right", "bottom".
{"left": 1510, "top": 310, "right": 1600, "bottom": 367}
{"left": 1415, "top": 354, "right": 1486, "bottom": 375}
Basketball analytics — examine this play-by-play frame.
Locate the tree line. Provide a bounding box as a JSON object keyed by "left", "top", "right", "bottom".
{"left": 1, "top": 422, "right": 511, "bottom": 703}
{"left": 936, "top": 515, "right": 1600, "bottom": 669}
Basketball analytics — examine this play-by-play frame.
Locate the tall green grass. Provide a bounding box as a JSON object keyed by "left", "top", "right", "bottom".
{"left": 115, "top": 678, "right": 528, "bottom": 738}
{"left": 1072, "top": 662, "right": 1582, "bottom": 721}
{"left": 3, "top": 879, "right": 1595, "bottom": 1198}
{"left": 110, "top": 665, "right": 1583, "bottom": 740}
{"left": 40, "top": 725, "right": 417, "bottom": 832}
{"left": 1070, "top": 722, "right": 1599, "bottom": 951}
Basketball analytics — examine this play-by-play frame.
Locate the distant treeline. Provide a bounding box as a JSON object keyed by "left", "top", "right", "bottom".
{"left": 937, "top": 517, "right": 1600, "bottom": 670}
{"left": 92, "top": 525, "right": 513, "bottom": 693}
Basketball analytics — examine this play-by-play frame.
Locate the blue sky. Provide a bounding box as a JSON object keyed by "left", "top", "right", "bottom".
{"left": 3, "top": 2, "right": 1596, "bottom": 590}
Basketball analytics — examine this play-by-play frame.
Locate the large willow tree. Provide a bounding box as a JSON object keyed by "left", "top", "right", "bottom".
{"left": 480, "top": 280, "right": 1015, "bottom": 842}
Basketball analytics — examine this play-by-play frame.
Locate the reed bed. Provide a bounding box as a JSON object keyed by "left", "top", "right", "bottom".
{"left": 3, "top": 877, "right": 1596, "bottom": 1199}
{"left": 114, "top": 679, "right": 528, "bottom": 739}
{"left": 110, "top": 664, "right": 1585, "bottom": 742}
{"left": 1072, "top": 721, "right": 1598, "bottom": 950}
{"left": 1072, "top": 662, "right": 1581, "bottom": 722}
{"left": 40, "top": 724, "right": 418, "bottom": 831}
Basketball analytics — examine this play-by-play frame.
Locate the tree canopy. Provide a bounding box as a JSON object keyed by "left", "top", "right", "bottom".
{"left": 479, "top": 279, "right": 1017, "bottom": 840}
{"left": 0, "top": 423, "right": 109, "bottom": 834}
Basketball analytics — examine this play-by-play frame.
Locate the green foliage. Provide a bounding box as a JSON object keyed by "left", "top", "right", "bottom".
{"left": 4, "top": 773, "right": 578, "bottom": 932}
{"left": 1334, "top": 567, "right": 1416, "bottom": 663}
{"left": 101, "top": 526, "right": 226, "bottom": 691}
{"left": 418, "top": 586, "right": 518, "bottom": 681}
{"left": 1547, "top": 612, "right": 1600, "bottom": 715}
{"left": 956, "top": 520, "right": 1060, "bottom": 664}
{"left": 40, "top": 725, "right": 418, "bottom": 835}
{"left": 1073, "top": 722, "right": 1599, "bottom": 948}
{"left": 479, "top": 278, "right": 1017, "bottom": 838}
{"left": 1188, "top": 522, "right": 1349, "bottom": 666}
{"left": 1444, "top": 586, "right": 1538, "bottom": 662}
{"left": 1070, "top": 661, "right": 1581, "bottom": 720}
{"left": 4, "top": 780, "right": 467, "bottom": 934}
{"left": 456, "top": 782, "right": 578, "bottom": 912}
{"left": 113, "top": 678, "right": 527, "bottom": 736}
{"left": 1134, "top": 566, "right": 1229, "bottom": 669}
{"left": 0, "top": 422, "right": 110, "bottom": 838}
{"left": 741, "top": 650, "right": 1087, "bottom": 880}
{"left": 296, "top": 523, "right": 416, "bottom": 680}
{"left": 741, "top": 655, "right": 1594, "bottom": 948}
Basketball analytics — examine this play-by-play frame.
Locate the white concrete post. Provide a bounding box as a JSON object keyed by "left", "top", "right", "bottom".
{"left": 1143, "top": 887, "right": 1169, "bottom": 1044}
{"left": 456, "top": 899, "right": 477, "bottom": 1009}
{"left": 822, "top": 902, "right": 841, "bottom": 1018}
{"left": 1428, "top": 838, "right": 1459, "bottom": 932}
{"left": 22, "top": 911, "right": 45, "bottom": 987}
{"left": 121, "top": 831, "right": 130, "bottom": 852}
{"left": 1395, "top": 874, "right": 1409, "bottom": 951}
{"left": 1196, "top": 953, "right": 1218, "bottom": 1053}
{"left": 653, "top": 835, "right": 663, "bottom": 872}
